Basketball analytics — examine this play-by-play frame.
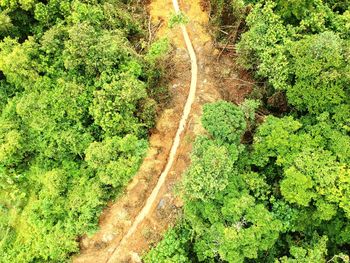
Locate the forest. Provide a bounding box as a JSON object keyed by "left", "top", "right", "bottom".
{"left": 145, "top": 0, "right": 350, "bottom": 262}
{"left": 0, "top": 0, "right": 349, "bottom": 262}
{"left": 0, "top": 0, "right": 168, "bottom": 262}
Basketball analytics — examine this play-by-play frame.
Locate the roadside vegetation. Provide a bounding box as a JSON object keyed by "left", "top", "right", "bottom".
{"left": 0, "top": 0, "right": 168, "bottom": 262}
{"left": 145, "top": 0, "right": 350, "bottom": 262}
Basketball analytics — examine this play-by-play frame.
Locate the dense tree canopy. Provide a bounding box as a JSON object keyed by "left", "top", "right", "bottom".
{"left": 146, "top": 101, "right": 350, "bottom": 262}
{"left": 146, "top": 0, "right": 350, "bottom": 262}
{"left": 1, "top": 0, "right": 349, "bottom": 262}
{"left": 0, "top": 0, "right": 167, "bottom": 261}
{"left": 237, "top": 0, "right": 350, "bottom": 116}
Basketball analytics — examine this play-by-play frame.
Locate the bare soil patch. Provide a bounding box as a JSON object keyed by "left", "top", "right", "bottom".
{"left": 73, "top": 1, "right": 252, "bottom": 262}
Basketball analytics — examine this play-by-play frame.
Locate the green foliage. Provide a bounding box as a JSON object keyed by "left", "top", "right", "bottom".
{"left": 237, "top": 0, "right": 350, "bottom": 117}
{"left": 252, "top": 115, "right": 350, "bottom": 220}
{"left": 143, "top": 227, "right": 191, "bottom": 263}
{"left": 169, "top": 12, "right": 189, "bottom": 28}
{"left": 182, "top": 137, "right": 234, "bottom": 201}
{"left": 0, "top": 0, "right": 164, "bottom": 261}
{"left": 146, "top": 1, "right": 349, "bottom": 262}
{"left": 144, "top": 38, "right": 171, "bottom": 103}
{"left": 287, "top": 32, "right": 349, "bottom": 113}
{"left": 202, "top": 101, "right": 246, "bottom": 144}
{"left": 0, "top": 0, "right": 38, "bottom": 11}
{"left": 89, "top": 72, "right": 149, "bottom": 137}
{"left": 85, "top": 135, "right": 147, "bottom": 188}
{"left": 239, "top": 99, "right": 260, "bottom": 130}
{"left": 239, "top": 99, "right": 260, "bottom": 121}
{"left": 145, "top": 38, "right": 170, "bottom": 65}
{"left": 237, "top": 1, "right": 291, "bottom": 90}
{"left": 0, "top": 12, "right": 13, "bottom": 36}
{"left": 148, "top": 100, "right": 350, "bottom": 261}
{"left": 277, "top": 235, "right": 329, "bottom": 263}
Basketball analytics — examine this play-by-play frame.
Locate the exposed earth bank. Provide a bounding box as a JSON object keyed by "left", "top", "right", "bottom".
{"left": 73, "top": 1, "right": 252, "bottom": 262}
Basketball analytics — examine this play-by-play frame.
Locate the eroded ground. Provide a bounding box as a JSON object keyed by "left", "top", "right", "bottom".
{"left": 73, "top": 1, "right": 252, "bottom": 262}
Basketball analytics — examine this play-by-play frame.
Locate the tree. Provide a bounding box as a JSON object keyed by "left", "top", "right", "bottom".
{"left": 202, "top": 101, "right": 246, "bottom": 144}
{"left": 287, "top": 32, "right": 349, "bottom": 114}
{"left": 182, "top": 137, "right": 234, "bottom": 201}
{"left": 0, "top": 0, "right": 164, "bottom": 261}
{"left": 0, "top": 12, "right": 13, "bottom": 37}
{"left": 143, "top": 227, "right": 191, "bottom": 263}
{"left": 237, "top": 1, "right": 350, "bottom": 118}
{"left": 237, "top": 1, "right": 291, "bottom": 90}
{"left": 148, "top": 106, "right": 350, "bottom": 262}
{"left": 85, "top": 135, "right": 147, "bottom": 188}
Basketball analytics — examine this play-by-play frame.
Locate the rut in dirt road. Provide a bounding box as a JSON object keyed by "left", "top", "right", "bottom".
{"left": 105, "top": 0, "right": 198, "bottom": 261}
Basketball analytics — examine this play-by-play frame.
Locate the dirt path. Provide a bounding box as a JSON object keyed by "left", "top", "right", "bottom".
{"left": 73, "top": 1, "right": 252, "bottom": 262}
{"left": 105, "top": 0, "right": 198, "bottom": 261}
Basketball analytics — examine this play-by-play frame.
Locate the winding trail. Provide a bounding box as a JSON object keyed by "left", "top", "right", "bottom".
{"left": 73, "top": 1, "right": 252, "bottom": 261}
{"left": 105, "top": 0, "right": 198, "bottom": 261}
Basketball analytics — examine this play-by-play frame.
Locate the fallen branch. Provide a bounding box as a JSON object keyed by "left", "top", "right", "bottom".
{"left": 217, "top": 18, "right": 242, "bottom": 60}
{"left": 214, "top": 43, "right": 236, "bottom": 50}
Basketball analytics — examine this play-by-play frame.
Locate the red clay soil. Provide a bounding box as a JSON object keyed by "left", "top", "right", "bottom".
{"left": 73, "top": 1, "right": 252, "bottom": 262}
